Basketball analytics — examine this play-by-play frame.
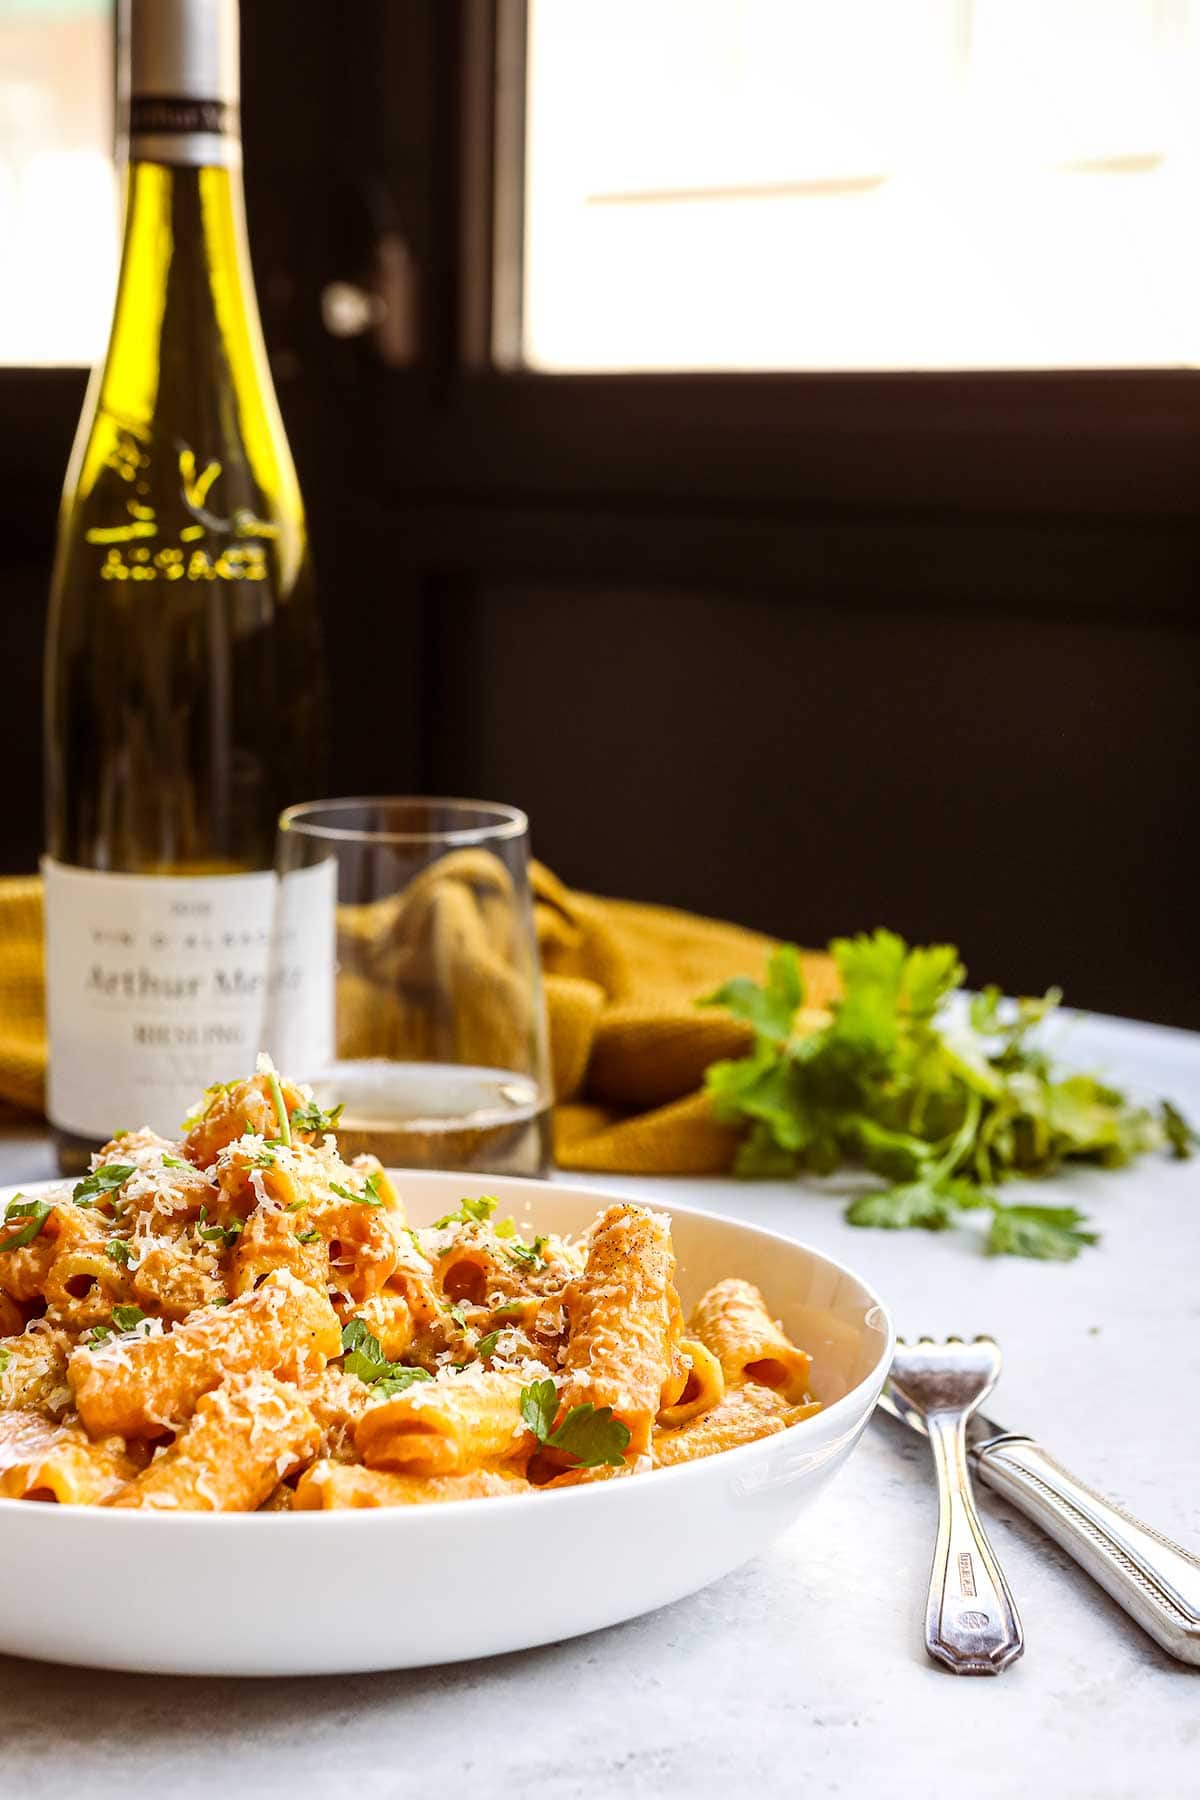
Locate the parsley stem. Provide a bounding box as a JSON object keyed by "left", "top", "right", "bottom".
{"left": 267, "top": 1071, "right": 291, "bottom": 1147}
{"left": 931, "top": 1088, "right": 982, "bottom": 1182}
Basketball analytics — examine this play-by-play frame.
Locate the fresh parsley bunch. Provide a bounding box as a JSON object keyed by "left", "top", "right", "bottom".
{"left": 700, "top": 930, "right": 1194, "bottom": 1261}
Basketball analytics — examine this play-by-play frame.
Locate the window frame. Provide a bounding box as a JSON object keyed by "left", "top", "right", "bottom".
{"left": 361, "top": 0, "right": 1200, "bottom": 545}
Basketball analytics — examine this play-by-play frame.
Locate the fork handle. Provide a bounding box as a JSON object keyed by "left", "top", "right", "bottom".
{"left": 924, "top": 1412, "right": 1024, "bottom": 1675}
{"left": 973, "top": 1435, "right": 1200, "bottom": 1667}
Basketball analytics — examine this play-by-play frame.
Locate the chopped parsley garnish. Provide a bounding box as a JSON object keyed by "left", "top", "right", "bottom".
{"left": 162, "top": 1155, "right": 189, "bottom": 1170}
{"left": 295, "top": 1228, "right": 321, "bottom": 1245}
{"left": 507, "top": 1235, "right": 549, "bottom": 1271}
{"left": 267, "top": 1071, "right": 292, "bottom": 1147}
{"left": 285, "top": 1200, "right": 308, "bottom": 1213}
{"left": 244, "top": 1146, "right": 277, "bottom": 1169}
{"left": 519, "top": 1377, "right": 631, "bottom": 1468}
{"left": 475, "top": 1329, "right": 502, "bottom": 1360}
{"left": 105, "top": 1238, "right": 134, "bottom": 1266}
{"left": 111, "top": 1304, "right": 147, "bottom": 1332}
{"left": 340, "top": 1317, "right": 386, "bottom": 1379}
{"left": 493, "top": 1218, "right": 517, "bottom": 1239}
{"left": 433, "top": 1195, "right": 498, "bottom": 1229}
{"left": 0, "top": 1194, "right": 53, "bottom": 1253}
{"left": 444, "top": 1301, "right": 469, "bottom": 1328}
{"left": 374, "top": 1368, "right": 434, "bottom": 1398}
{"left": 0, "top": 1348, "right": 10, "bottom": 1375}
{"left": 330, "top": 1172, "right": 383, "bottom": 1207}
{"left": 290, "top": 1099, "right": 344, "bottom": 1135}
{"left": 340, "top": 1317, "right": 432, "bottom": 1394}
{"left": 85, "top": 1325, "right": 112, "bottom": 1347}
{"left": 493, "top": 1300, "right": 527, "bottom": 1319}
{"left": 72, "top": 1163, "right": 136, "bottom": 1207}
{"left": 196, "top": 1206, "right": 243, "bottom": 1248}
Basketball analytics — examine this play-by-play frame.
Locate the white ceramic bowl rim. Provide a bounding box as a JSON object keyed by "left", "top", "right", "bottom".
{"left": 0, "top": 1187, "right": 895, "bottom": 1525}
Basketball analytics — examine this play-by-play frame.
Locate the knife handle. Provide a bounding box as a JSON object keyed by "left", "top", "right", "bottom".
{"left": 973, "top": 1435, "right": 1200, "bottom": 1666}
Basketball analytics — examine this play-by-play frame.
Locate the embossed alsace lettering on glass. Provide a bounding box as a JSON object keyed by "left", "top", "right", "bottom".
{"left": 43, "top": 0, "right": 329, "bottom": 1164}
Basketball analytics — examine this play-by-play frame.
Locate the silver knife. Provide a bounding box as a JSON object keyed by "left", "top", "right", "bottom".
{"left": 877, "top": 1386, "right": 1200, "bottom": 1666}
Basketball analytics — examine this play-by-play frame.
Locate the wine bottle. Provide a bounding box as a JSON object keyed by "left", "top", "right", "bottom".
{"left": 43, "top": 0, "right": 329, "bottom": 1168}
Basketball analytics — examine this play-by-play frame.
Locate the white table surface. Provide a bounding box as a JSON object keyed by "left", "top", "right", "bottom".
{"left": 1, "top": 1010, "right": 1197, "bottom": 1799}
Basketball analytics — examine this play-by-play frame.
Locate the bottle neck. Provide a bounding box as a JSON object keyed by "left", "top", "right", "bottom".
{"left": 92, "top": 157, "right": 279, "bottom": 472}
{"left": 120, "top": 0, "right": 241, "bottom": 170}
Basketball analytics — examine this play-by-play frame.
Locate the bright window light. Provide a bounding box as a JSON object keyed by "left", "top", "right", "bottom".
{"left": 0, "top": 0, "right": 117, "bottom": 367}
{"left": 522, "top": 0, "right": 1200, "bottom": 371}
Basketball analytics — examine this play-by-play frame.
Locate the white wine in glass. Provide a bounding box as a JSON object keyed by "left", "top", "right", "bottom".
{"left": 269, "top": 800, "right": 555, "bottom": 1178}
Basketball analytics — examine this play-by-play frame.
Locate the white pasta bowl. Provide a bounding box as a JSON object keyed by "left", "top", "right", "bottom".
{"left": 0, "top": 1171, "right": 893, "bottom": 1677}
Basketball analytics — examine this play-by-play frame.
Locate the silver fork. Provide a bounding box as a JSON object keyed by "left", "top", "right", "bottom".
{"left": 888, "top": 1335, "right": 1025, "bottom": 1676}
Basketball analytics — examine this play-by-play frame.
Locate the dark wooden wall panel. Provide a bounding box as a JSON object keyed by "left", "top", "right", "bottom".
{"left": 426, "top": 583, "right": 1199, "bottom": 1026}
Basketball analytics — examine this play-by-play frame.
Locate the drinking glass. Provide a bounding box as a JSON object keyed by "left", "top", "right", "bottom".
{"left": 267, "top": 798, "right": 553, "bottom": 1175}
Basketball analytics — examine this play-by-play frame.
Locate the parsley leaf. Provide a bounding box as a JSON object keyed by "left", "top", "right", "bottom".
{"left": 111, "top": 1304, "right": 147, "bottom": 1332}
{"left": 698, "top": 944, "right": 804, "bottom": 1043}
{"left": 433, "top": 1195, "right": 499, "bottom": 1228}
{"left": 341, "top": 1318, "right": 387, "bottom": 1382}
{"left": 475, "top": 1329, "right": 502, "bottom": 1359}
{"left": 0, "top": 1194, "right": 53, "bottom": 1253}
{"left": 295, "top": 1228, "right": 321, "bottom": 1245}
{"left": 329, "top": 1174, "right": 383, "bottom": 1207}
{"left": 290, "top": 1099, "right": 344, "bottom": 1135}
{"left": 519, "top": 1377, "right": 559, "bottom": 1441}
{"left": 340, "top": 1317, "right": 431, "bottom": 1394}
{"left": 518, "top": 1378, "right": 630, "bottom": 1468}
{"left": 444, "top": 1301, "right": 469, "bottom": 1327}
{"left": 985, "top": 1205, "right": 1100, "bottom": 1262}
{"left": 85, "top": 1325, "right": 112, "bottom": 1347}
{"left": 373, "top": 1368, "right": 432, "bottom": 1398}
{"left": 1162, "top": 1099, "right": 1198, "bottom": 1160}
{"left": 162, "top": 1155, "right": 189, "bottom": 1170}
{"left": 0, "top": 1348, "right": 10, "bottom": 1375}
{"left": 196, "top": 1206, "right": 243, "bottom": 1248}
{"left": 73, "top": 1163, "right": 136, "bottom": 1207}
{"left": 547, "top": 1404, "right": 631, "bottom": 1469}
{"left": 846, "top": 1176, "right": 989, "bottom": 1233}
{"left": 105, "top": 1238, "right": 133, "bottom": 1266}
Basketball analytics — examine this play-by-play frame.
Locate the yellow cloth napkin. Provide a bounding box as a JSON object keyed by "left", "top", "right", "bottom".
{"left": 0, "top": 867, "right": 835, "bottom": 1175}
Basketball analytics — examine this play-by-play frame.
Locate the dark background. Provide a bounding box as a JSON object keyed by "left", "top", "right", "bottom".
{"left": 4, "top": 0, "right": 1198, "bottom": 1025}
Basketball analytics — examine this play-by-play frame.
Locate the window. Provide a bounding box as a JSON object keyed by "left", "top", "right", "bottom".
{"left": 522, "top": 0, "right": 1197, "bottom": 371}
{"left": 0, "top": 0, "right": 116, "bottom": 366}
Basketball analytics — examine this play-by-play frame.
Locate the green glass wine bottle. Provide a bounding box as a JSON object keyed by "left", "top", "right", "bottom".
{"left": 43, "top": 0, "right": 328, "bottom": 1169}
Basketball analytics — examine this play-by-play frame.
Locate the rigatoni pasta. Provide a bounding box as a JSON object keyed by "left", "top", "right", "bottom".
{"left": 0, "top": 1060, "right": 820, "bottom": 1511}
{"left": 688, "top": 1276, "right": 813, "bottom": 1401}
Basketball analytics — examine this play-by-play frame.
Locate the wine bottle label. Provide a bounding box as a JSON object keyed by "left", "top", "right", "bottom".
{"left": 130, "top": 95, "right": 238, "bottom": 139}
{"left": 43, "top": 859, "right": 336, "bottom": 1141}
{"left": 128, "top": 96, "right": 242, "bottom": 169}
